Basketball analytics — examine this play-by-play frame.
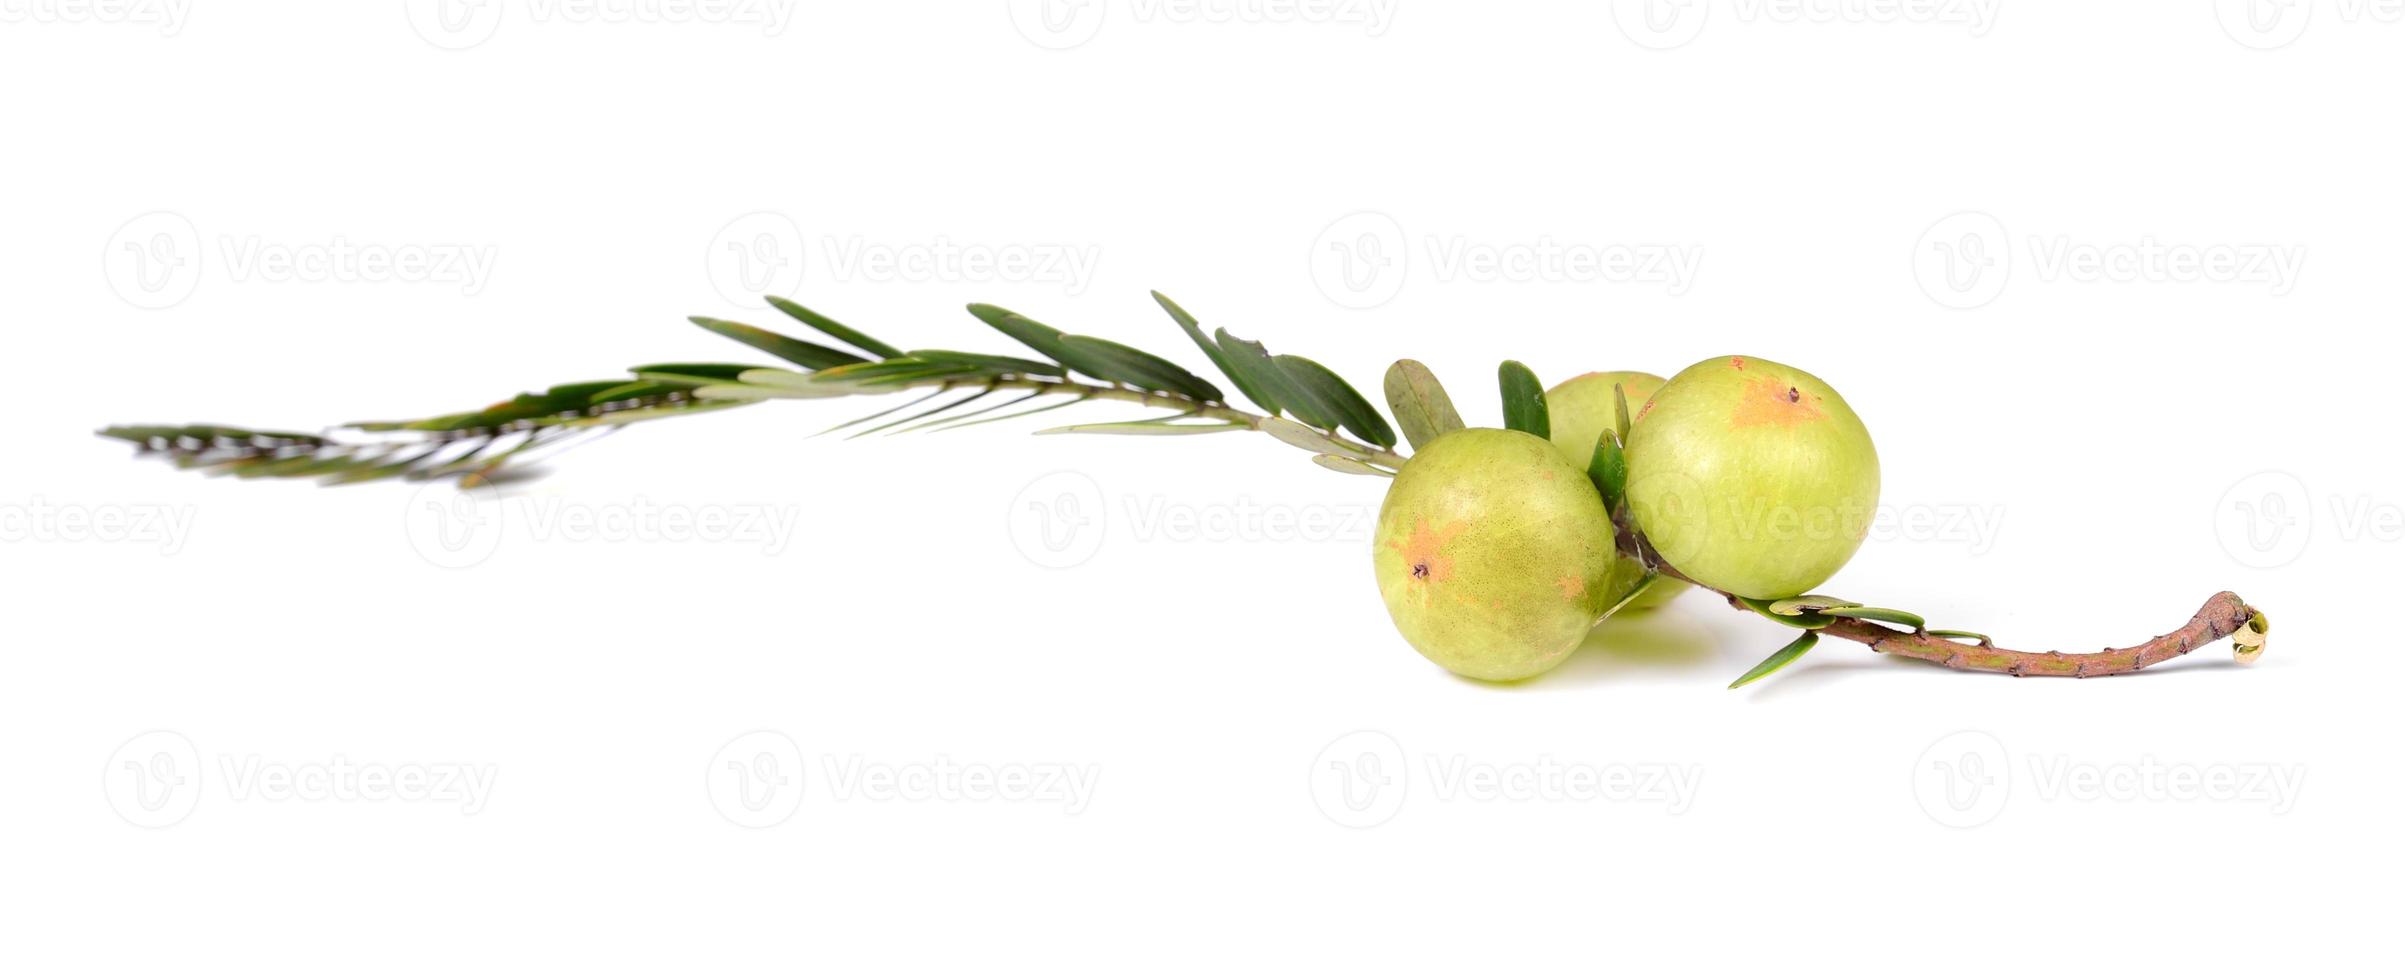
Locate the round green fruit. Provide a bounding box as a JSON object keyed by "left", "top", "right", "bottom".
{"left": 1374, "top": 428, "right": 1631, "bottom": 681}
{"left": 1622, "top": 355, "right": 1879, "bottom": 600}
{"left": 1543, "top": 370, "right": 1668, "bottom": 467}
{"left": 1543, "top": 370, "right": 1689, "bottom": 611}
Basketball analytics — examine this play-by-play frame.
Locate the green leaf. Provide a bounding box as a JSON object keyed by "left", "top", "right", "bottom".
{"left": 967, "top": 304, "right": 1108, "bottom": 377}
{"left": 692, "top": 381, "right": 866, "bottom": 401}
{"left": 889, "top": 389, "right": 1048, "bottom": 434}
{"left": 1736, "top": 595, "right": 1836, "bottom": 630}
{"left": 1215, "top": 328, "right": 1315, "bottom": 424}
{"left": 1763, "top": 599, "right": 1924, "bottom": 631}
{"left": 1614, "top": 382, "right": 1634, "bottom": 439}
{"left": 810, "top": 358, "right": 984, "bottom": 386}
{"left": 810, "top": 388, "right": 957, "bottom": 436}
{"left": 763, "top": 296, "right": 906, "bottom": 360}
{"left": 926, "top": 393, "right": 1089, "bottom": 433}
{"left": 629, "top": 363, "right": 774, "bottom": 386}
{"left": 907, "top": 349, "right": 1064, "bottom": 377}
{"left": 689, "top": 317, "right": 869, "bottom": 371}
{"left": 1499, "top": 360, "right": 1549, "bottom": 439}
{"left": 1729, "top": 632, "right": 1819, "bottom": 689}
{"left": 1273, "top": 354, "right": 1396, "bottom": 448}
{"left": 1588, "top": 428, "right": 1627, "bottom": 514}
{"left": 1259, "top": 416, "right": 1360, "bottom": 458}
{"left": 1823, "top": 606, "right": 1928, "bottom": 631}
{"left": 1383, "top": 359, "right": 1464, "bottom": 451}
{"left": 847, "top": 387, "right": 997, "bottom": 439}
{"left": 1312, "top": 454, "right": 1394, "bottom": 478}
{"left": 1768, "top": 595, "right": 1858, "bottom": 617}
{"left": 1038, "top": 417, "right": 1245, "bottom": 436}
{"left": 1055, "top": 334, "right": 1226, "bottom": 402}
{"left": 1155, "top": 291, "right": 1280, "bottom": 415}
{"left": 583, "top": 381, "right": 684, "bottom": 405}
{"left": 1600, "top": 573, "right": 1660, "bottom": 619}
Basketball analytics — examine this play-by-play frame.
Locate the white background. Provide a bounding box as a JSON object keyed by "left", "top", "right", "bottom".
{"left": 3, "top": 2, "right": 2396, "bottom": 975}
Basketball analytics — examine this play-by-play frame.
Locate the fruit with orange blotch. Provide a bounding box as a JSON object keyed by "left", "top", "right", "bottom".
{"left": 1622, "top": 355, "right": 1879, "bottom": 600}
{"left": 1373, "top": 428, "right": 1632, "bottom": 681}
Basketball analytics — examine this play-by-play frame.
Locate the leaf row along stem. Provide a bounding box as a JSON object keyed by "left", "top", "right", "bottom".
{"left": 715, "top": 373, "right": 1411, "bottom": 470}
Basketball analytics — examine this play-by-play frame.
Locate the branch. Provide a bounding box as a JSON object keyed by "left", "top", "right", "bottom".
{"left": 1617, "top": 527, "right": 2267, "bottom": 678}
{"left": 1800, "top": 591, "right": 2260, "bottom": 677}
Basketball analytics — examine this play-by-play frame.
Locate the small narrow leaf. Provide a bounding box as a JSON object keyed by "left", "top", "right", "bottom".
{"left": 926, "top": 393, "right": 1088, "bottom": 433}
{"left": 1588, "top": 428, "right": 1627, "bottom": 513}
{"left": 967, "top": 304, "right": 1101, "bottom": 374}
{"left": 630, "top": 363, "right": 773, "bottom": 386}
{"left": 1055, "top": 335, "right": 1226, "bottom": 402}
{"left": 1736, "top": 595, "right": 1836, "bottom": 630}
{"left": 891, "top": 389, "right": 1050, "bottom": 434}
{"left": 731, "top": 368, "right": 822, "bottom": 388}
{"left": 1383, "top": 359, "right": 1465, "bottom": 451}
{"left": 1614, "top": 382, "right": 1634, "bottom": 439}
{"left": 810, "top": 358, "right": 984, "bottom": 386}
{"left": 1822, "top": 606, "right": 1928, "bottom": 631}
{"left": 692, "top": 383, "right": 864, "bottom": 401}
{"left": 583, "top": 381, "right": 683, "bottom": 405}
{"left": 1312, "top": 454, "right": 1394, "bottom": 478}
{"left": 969, "top": 304, "right": 1141, "bottom": 386}
{"left": 1274, "top": 354, "right": 1396, "bottom": 448}
{"left": 1038, "top": 418, "right": 1245, "bottom": 436}
{"left": 689, "top": 316, "right": 869, "bottom": 371}
{"left": 1769, "top": 595, "right": 1859, "bottom": 617}
{"left": 1259, "top": 416, "right": 1361, "bottom": 458}
{"left": 908, "top": 349, "right": 1065, "bottom": 377}
{"left": 848, "top": 388, "right": 996, "bottom": 439}
{"left": 1599, "top": 573, "right": 1660, "bottom": 619}
{"left": 763, "top": 296, "right": 907, "bottom": 360}
{"left": 1499, "top": 360, "right": 1549, "bottom": 439}
{"left": 1729, "top": 632, "right": 1819, "bottom": 689}
{"left": 1155, "top": 291, "right": 1280, "bottom": 414}
{"left": 1216, "top": 328, "right": 1315, "bottom": 424}
{"left": 811, "top": 388, "right": 956, "bottom": 437}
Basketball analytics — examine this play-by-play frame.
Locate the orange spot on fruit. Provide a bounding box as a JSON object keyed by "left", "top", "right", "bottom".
{"left": 1729, "top": 357, "right": 1746, "bottom": 371}
{"left": 1556, "top": 574, "right": 1587, "bottom": 600}
{"left": 1388, "top": 518, "right": 1468, "bottom": 591}
{"left": 1729, "top": 376, "right": 1826, "bottom": 429}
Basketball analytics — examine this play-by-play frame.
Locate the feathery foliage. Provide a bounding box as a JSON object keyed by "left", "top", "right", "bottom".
{"left": 103, "top": 293, "right": 1403, "bottom": 487}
